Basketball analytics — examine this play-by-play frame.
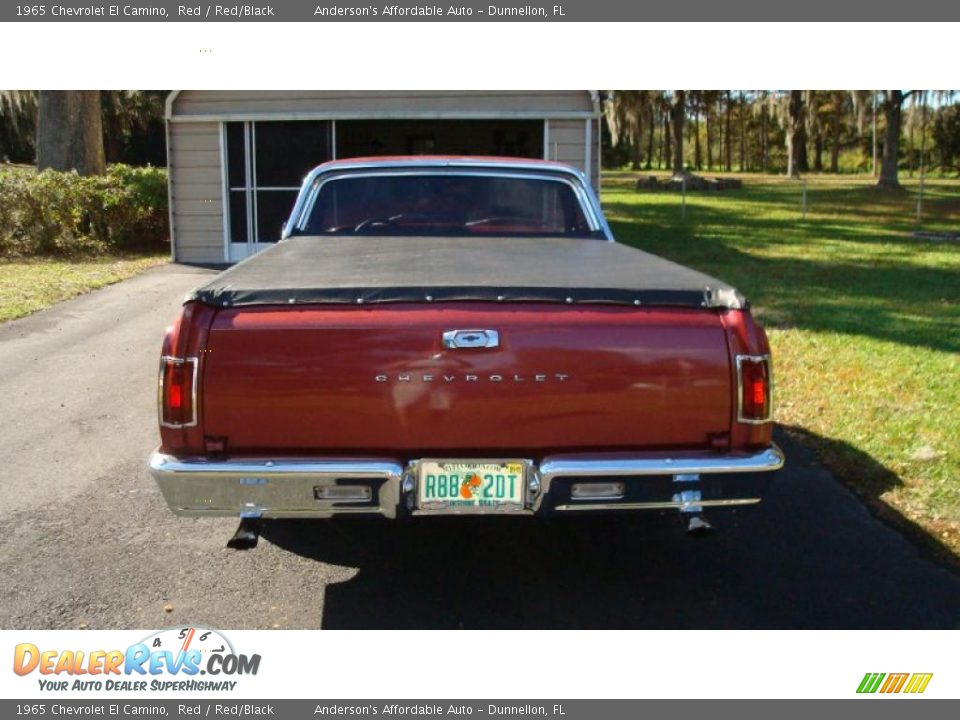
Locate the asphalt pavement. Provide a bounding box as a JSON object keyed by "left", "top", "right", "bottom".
{"left": 1, "top": 263, "right": 958, "bottom": 629}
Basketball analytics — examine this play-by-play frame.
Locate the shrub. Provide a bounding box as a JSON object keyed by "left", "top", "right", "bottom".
{"left": 0, "top": 164, "right": 168, "bottom": 256}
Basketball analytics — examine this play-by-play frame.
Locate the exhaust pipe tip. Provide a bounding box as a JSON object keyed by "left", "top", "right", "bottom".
{"left": 227, "top": 518, "right": 261, "bottom": 550}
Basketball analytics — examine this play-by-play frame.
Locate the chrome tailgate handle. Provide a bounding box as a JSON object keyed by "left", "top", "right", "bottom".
{"left": 442, "top": 329, "right": 500, "bottom": 349}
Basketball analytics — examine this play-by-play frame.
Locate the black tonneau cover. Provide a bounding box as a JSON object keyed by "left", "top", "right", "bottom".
{"left": 187, "top": 236, "right": 747, "bottom": 310}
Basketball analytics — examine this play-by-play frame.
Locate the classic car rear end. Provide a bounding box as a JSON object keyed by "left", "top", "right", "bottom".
{"left": 150, "top": 158, "right": 782, "bottom": 543}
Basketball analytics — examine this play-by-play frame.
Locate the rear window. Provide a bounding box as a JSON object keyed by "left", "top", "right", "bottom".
{"left": 295, "top": 173, "right": 602, "bottom": 239}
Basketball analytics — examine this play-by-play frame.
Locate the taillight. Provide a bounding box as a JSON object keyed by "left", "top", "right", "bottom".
{"left": 736, "top": 355, "right": 772, "bottom": 424}
{"left": 159, "top": 356, "right": 197, "bottom": 428}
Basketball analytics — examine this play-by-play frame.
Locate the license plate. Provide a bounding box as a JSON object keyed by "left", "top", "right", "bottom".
{"left": 417, "top": 460, "right": 526, "bottom": 513}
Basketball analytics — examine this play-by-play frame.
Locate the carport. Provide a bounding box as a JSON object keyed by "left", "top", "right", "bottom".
{"left": 164, "top": 91, "right": 601, "bottom": 263}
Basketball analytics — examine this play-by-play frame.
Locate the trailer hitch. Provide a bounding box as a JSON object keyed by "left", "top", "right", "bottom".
{"left": 682, "top": 512, "right": 714, "bottom": 536}
{"left": 673, "top": 483, "right": 714, "bottom": 536}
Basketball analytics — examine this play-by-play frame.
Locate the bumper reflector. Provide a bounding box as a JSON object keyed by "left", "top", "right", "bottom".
{"left": 571, "top": 481, "right": 626, "bottom": 500}
{"left": 314, "top": 485, "right": 373, "bottom": 502}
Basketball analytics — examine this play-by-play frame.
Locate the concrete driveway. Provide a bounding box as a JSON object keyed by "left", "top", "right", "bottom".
{"left": 1, "top": 263, "right": 958, "bottom": 629}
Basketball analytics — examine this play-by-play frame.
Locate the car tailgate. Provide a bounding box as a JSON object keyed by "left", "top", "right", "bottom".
{"left": 200, "top": 303, "right": 732, "bottom": 456}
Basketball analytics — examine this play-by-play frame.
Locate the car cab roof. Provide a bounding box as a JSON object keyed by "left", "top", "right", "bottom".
{"left": 309, "top": 155, "right": 581, "bottom": 175}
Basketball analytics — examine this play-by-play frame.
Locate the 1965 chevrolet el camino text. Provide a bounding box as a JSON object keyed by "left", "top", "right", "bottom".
{"left": 150, "top": 157, "right": 783, "bottom": 546}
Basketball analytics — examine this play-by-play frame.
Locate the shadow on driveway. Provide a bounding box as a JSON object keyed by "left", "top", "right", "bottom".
{"left": 259, "top": 430, "right": 960, "bottom": 629}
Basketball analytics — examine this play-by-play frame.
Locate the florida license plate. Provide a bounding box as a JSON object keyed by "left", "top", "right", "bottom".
{"left": 417, "top": 460, "right": 526, "bottom": 513}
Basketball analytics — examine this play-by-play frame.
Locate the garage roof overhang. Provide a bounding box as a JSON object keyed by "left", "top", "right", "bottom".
{"left": 164, "top": 91, "right": 601, "bottom": 122}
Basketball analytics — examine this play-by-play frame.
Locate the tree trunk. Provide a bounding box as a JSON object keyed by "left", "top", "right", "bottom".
{"left": 877, "top": 90, "right": 904, "bottom": 190}
{"left": 631, "top": 125, "right": 642, "bottom": 171}
{"left": 787, "top": 90, "right": 806, "bottom": 178}
{"left": 907, "top": 101, "right": 914, "bottom": 178}
{"left": 694, "top": 103, "right": 702, "bottom": 171}
{"left": 37, "top": 91, "right": 105, "bottom": 175}
{"left": 717, "top": 108, "right": 724, "bottom": 172}
{"left": 830, "top": 95, "right": 842, "bottom": 173}
{"left": 706, "top": 112, "right": 713, "bottom": 170}
{"left": 797, "top": 126, "right": 809, "bottom": 172}
{"left": 737, "top": 91, "right": 744, "bottom": 172}
{"left": 101, "top": 92, "right": 123, "bottom": 164}
{"left": 761, "top": 104, "right": 768, "bottom": 172}
{"left": 645, "top": 106, "right": 654, "bottom": 170}
{"left": 671, "top": 91, "right": 685, "bottom": 176}
{"left": 813, "top": 127, "right": 824, "bottom": 172}
{"left": 660, "top": 111, "right": 673, "bottom": 169}
{"left": 724, "top": 91, "right": 732, "bottom": 172}
{"left": 919, "top": 94, "right": 927, "bottom": 177}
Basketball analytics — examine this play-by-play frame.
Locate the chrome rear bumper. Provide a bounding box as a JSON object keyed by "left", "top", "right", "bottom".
{"left": 150, "top": 445, "right": 784, "bottom": 519}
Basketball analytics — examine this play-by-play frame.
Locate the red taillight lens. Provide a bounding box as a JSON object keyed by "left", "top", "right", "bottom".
{"left": 159, "top": 357, "right": 196, "bottom": 427}
{"left": 738, "top": 356, "right": 772, "bottom": 423}
{"left": 168, "top": 382, "right": 182, "bottom": 410}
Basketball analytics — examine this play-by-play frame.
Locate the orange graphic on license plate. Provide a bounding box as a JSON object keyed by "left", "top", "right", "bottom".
{"left": 459, "top": 473, "right": 483, "bottom": 499}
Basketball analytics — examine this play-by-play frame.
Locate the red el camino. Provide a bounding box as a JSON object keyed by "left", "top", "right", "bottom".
{"left": 150, "top": 157, "right": 783, "bottom": 547}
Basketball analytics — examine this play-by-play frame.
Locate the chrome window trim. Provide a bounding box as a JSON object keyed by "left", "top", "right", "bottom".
{"left": 292, "top": 170, "right": 603, "bottom": 237}
{"left": 735, "top": 354, "right": 774, "bottom": 425}
{"left": 283, "top": 160, "right": 613, "bottom": 241}
{"left": 158, "top": 356, "right": 199, "bottom": 429}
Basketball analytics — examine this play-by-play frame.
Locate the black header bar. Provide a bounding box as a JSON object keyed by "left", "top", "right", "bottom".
{"left": 3, "top": 0, "right": 958, "bottom": 22}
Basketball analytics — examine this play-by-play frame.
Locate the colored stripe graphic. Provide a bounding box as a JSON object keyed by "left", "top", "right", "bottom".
{"left": 857, "top": 672, "right": 932, "bottom": 694}
{"left": 903, "top": 673, "right": 933, "bottom": 694}
{"left": 857, "top": 673, "right": 885, "bottom": 693}
{"left": 880, "top": 673, "right": 909, "bottom": 693}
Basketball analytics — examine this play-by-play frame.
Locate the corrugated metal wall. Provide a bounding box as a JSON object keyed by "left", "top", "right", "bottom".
{"left": 167, "top": 122, "right": 224, "bottom": 264}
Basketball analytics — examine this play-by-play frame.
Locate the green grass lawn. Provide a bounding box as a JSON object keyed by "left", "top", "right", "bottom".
{"left": 0, "top": 253, "right": 169, "bottom": 322}
{"left": 601, "top": 172, "right": 960, "bottom": 557}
